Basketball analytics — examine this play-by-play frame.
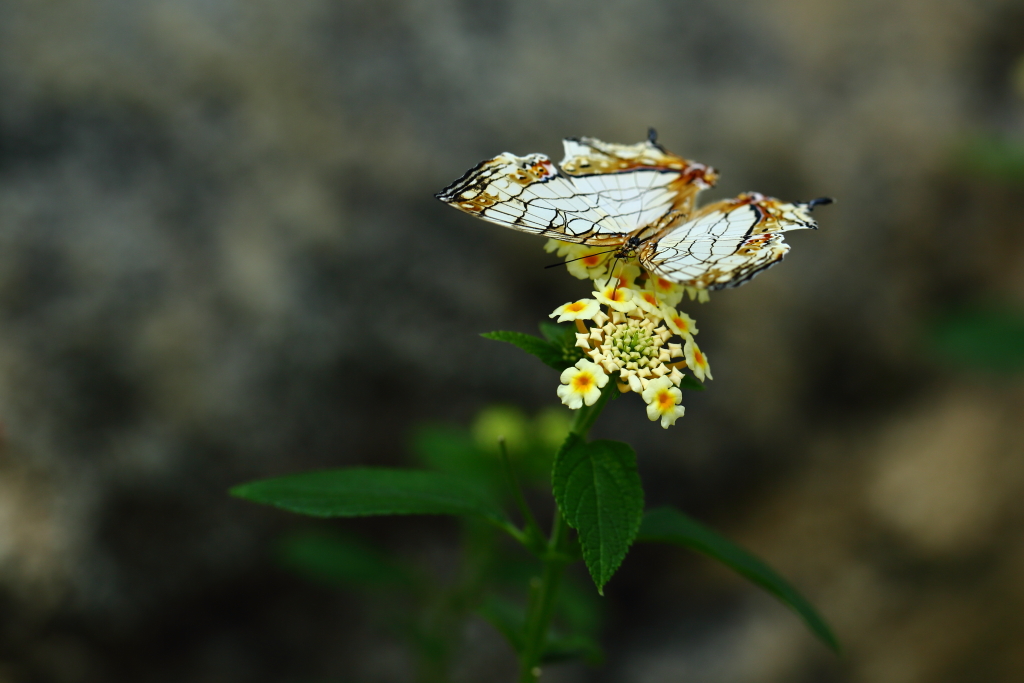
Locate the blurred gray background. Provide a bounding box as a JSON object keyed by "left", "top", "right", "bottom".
{"left": 2, "top": 0, "right": 1024, "bottom": 681}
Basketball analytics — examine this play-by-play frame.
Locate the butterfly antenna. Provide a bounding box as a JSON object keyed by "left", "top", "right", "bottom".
{"left": 544, "top": 247, "right": 619, "bottom": 269}
{"left": 647, "top": 127, "right": 666, "bottom": 152}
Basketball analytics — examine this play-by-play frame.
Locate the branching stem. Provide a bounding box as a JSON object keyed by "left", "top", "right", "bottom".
{"left": 516, "top": 381, "right": 616, "bottom": 682}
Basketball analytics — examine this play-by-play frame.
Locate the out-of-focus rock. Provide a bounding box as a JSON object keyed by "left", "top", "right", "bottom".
{"left": 1, "top": 0, "right": 1024, "bottom": 681}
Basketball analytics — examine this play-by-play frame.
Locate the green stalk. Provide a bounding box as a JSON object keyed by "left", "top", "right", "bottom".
{"left": 517, "top": 382, "right": 617, "bottom": 683}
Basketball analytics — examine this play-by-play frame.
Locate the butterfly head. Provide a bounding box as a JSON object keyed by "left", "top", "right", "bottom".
{"left": 614, "top": 235, "right": 644, "bottom": 260}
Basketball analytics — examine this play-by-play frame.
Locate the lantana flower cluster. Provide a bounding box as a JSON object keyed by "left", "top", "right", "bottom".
{"left": 545, "top": 240, "right": 712, "bottom": 429}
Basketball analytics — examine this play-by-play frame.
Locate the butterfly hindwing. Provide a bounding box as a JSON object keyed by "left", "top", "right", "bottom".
{"left": 435, "top": 134, "right": 717, "bottom": 246}
{"left": 639, "top": 193, "right": 821, "bottom": 290}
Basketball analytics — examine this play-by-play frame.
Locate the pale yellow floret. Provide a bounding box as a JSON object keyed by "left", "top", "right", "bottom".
{"left": 684, "top": 286, "right": 710, "bottom": 303}
{"left": 565, "top": 247, "right": 610, "bottom": 280}
{"left": 648, "top": 275, "right": 684, "bottom": 307}
{"left": 544, "top": 239, "right": 576, "bottom": 257}
{"left": 574, "top": 333, "right": 591, "bottom": 349}
{"left": 641, "top": 376, "right": 686, "bottom": 428}
{"left": 593, "top": 279, "right": 637, "bottom": 313}
{"left": 556, "top": 359, "right": 609, "bottom": 410}
{"left": 550, "top": 298, "right": 601, "bottom": 322}
{"left": 684, "top": 338, "right": 712, "bottom": 382}
{"left": 607, "top": 263, "right": 642, "bottom": 290}
{"left": 626, "top": 372, "right": 643, "bottom": 393}
{"left": 634, "top": 288, "right": 663, "bottom": 316}
{"left": 660, "top": 305, "right": 698, "bottom": 339}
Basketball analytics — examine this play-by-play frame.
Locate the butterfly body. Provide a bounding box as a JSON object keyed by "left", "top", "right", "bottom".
{"left": 436, "top": 131, "right": 830, "bottom": 290}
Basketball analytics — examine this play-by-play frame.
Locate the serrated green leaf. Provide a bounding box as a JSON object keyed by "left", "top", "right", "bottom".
{"left": 553, "top": 440, "right": 644, "bottom": 594}
{"left": 678, "top": 374, "right": 706, "bottom": 391}
{"left": 637, "top": 506, "right": 839, "bottom": 652}
{"left": 538, "top": 321, "right": 573, "bottom": 344}
{"left": 230, "top": 468, "right": 508, "bottom": 524}
{"left": 481, "top": 331, "right": 563, "bottom": 370}
{"left": 482, "top": 330, "right": 581, "bottom": 370}
{"left": 539, "top": 321, "right": 586, "bottom": 368}
{"left": 276, "top": 530, "right": 414, "bottom": 588}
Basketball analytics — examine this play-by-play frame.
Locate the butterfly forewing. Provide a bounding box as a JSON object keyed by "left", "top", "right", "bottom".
{"left": 435, "top": 135, "right": 717, "bottom": 246}
{"left": 640, "top": 193, "right": 820, "bottom": 290}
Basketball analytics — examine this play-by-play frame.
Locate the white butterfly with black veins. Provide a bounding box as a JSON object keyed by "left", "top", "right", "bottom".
{"left": 436, "top": 130, "right": 831, "bottom": 290}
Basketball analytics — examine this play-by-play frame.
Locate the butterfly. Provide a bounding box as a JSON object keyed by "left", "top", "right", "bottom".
{"left": 435, "top": 129, "right": 831, "bottom": 290}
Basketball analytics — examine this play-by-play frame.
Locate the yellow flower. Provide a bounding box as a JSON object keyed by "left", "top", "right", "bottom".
{"left": 556, "top": 359, "right": 609, "bottom": 410}
{"left": 641, "top": 376, "right": 686, "bottom": 428}
{"left": 544, "top": 239, "right": 576, "bottom": 257}
{"left": 648, "top": 275, "right": 684, "bottom": 307}
{"left": 660, "top": 305, "right": 698, "bottom": 339}
{"left": 607, "top": 263, "right": 642, "bottom": 290}
{"left": 633, "top": 288, "right": 663, "bottom": 316}
{"left": 549, "top": 298, "right": 600, "bottom": 322}
{"left": 565, "top": 246, "right": 610, "bottom": 281}
{"left": 684, "top": 286, "right": 710, "bottom": 303}
{"left": 684, "top": 338, "right": 712, "bottom": 381}
{"left": 593, "top": 278, "right": 637, "bottom": 313}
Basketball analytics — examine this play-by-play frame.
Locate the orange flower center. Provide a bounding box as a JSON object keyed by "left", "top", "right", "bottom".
{"left": 583, "top": 255, "right": 601, "bottom": 266}
{"left": 641, "top": 292, "right": 657, "bottom": 305}
{"left": 656, "top": 390, "right": 674, "bottom": 410}
{"left": 566, "top": 301, "right": 585, "bottom": 313}
{"left": 695, "top": 350, "right": 705, "bottom": 365}
{"left": 572, "top": 373, "right": 594, "bottom": 391}
{"left": 672, "top": 316, "right": 688, "bottom": 332}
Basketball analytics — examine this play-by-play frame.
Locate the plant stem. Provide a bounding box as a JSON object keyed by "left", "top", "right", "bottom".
{"left": 499, "top": 437, "right": 545, "bottom": 547}
{"left": 516, "top": 382, "right": 616, "bottom": 683}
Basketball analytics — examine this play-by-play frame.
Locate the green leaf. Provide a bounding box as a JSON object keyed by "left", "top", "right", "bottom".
{"left": 638, "top": 506, "right": 840, "bottom": 652}
{"left": 553, "top": 440, "right": 644, "bottom": 594}
{"left": 678, "top": 374, "right": 706, "bottom": 391}
{"left": 538, "top": 321, "right": 573, "bottom": 344}
{"left": 276, "top": 530, "right": 413, "bottom": 588}
{"left": 230, "top": 468, "right": 508, "bottom": 524}
{"left": 482, "top": 330, "right": 581, "bottom": 371}
{"left": 540, "top": 321, "right": 586, "bottom": 368}
{"left": 929, "top": 304, "right": 1024, "bottom": 373}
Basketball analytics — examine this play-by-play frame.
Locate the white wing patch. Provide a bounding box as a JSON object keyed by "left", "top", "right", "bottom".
{"left": 640, "top": 193, "right": 822, "bottom": 290}
{"left": 435, "top": 135, "right": 717, "bottom": 246}
{"left": 437, "top": 135, "right": 829, "bottom": 291}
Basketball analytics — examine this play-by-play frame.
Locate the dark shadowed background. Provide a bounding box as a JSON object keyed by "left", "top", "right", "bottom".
{"left": 2, "top": 1, "right": 1024, "bottom": 681}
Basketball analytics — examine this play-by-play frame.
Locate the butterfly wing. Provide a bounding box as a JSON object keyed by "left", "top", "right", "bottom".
{"left": 435, "top": 133, "right": 717, "bottom": 246}
{"left": 639, "top": 193, "right": 825, "bottom": 290}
